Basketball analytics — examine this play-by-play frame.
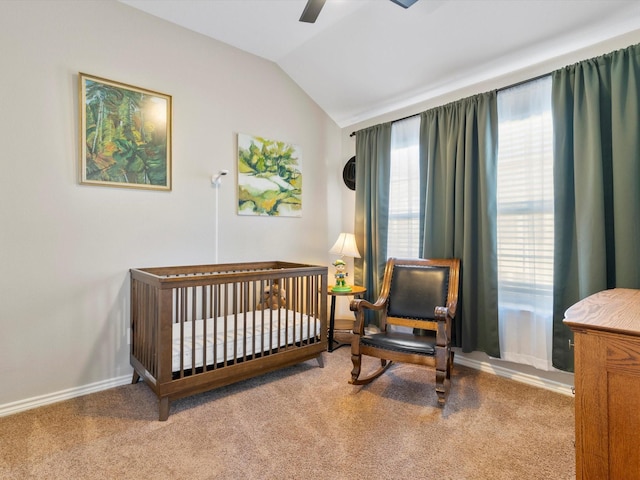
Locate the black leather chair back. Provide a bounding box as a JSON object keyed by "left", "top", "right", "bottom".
{"left": 387, "top": 265, "right": 449, "bottom": 320}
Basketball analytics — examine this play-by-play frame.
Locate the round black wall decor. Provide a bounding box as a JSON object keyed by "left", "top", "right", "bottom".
{"left": 343, "top": 156, "right": 356, "bottom": 190}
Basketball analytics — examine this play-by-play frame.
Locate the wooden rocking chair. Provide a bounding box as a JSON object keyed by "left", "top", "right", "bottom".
{"left": 349, "top": 257, "right": 460, "bottom": 406}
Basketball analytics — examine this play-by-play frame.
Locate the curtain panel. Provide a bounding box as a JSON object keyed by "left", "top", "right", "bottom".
{"left": 551, "top": 43, "right": 640, "bottom": 371}
{"left": 419, "top": 92, "right": 500, "bottom": 356}
{"left": 354, "top": 123, "right": 392, "bottom": 325}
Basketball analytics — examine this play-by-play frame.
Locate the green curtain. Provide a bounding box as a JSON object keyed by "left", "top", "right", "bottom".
{"left": 353, "top": 122, "right": 392, "bottom": 325}
{"left": 551, "top": 44, "right": 640, "bottom": 371}
{"left": 419, "top": 92, "right": 500, "bottom": 356}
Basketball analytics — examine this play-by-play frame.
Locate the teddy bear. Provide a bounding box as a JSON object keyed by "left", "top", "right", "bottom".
{"left": 256, "top": 282, "right": 287, "bottom": 310}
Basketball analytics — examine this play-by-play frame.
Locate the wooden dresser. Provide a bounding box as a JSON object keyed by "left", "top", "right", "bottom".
{"left": 563, "top": 288, "right": 640, "bottom": 480}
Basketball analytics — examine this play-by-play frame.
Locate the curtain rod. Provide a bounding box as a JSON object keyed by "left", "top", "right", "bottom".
{"left": 348, "top": 72, "right": 551, "bottom": 138}
{"left": 349, "top": 112, "right": 417, "bottom": 137}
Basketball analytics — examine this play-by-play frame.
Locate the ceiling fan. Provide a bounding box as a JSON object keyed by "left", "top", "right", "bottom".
{"left": 299, "top": 0, "right": 419, "bottom": 23}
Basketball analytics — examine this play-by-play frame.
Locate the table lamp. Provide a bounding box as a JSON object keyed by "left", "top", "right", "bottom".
{"left": 329, "top": 232, "right": 361, "bottom": 292}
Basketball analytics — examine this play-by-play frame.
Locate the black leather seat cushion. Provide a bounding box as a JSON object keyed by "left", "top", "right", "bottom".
{"left": 361, "top": 331, "right": 436, "bottom": 356}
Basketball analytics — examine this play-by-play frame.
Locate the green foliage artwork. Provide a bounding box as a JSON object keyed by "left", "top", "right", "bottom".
{"left": 237, "top": 133, "right": 302, "bottom": 217}
{"left": 79, "top": 73, "right": 171, "bottom": 190}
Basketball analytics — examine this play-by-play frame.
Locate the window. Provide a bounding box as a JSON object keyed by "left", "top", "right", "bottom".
{"left": 387, "top": 116, "right": 421, "bottom": 258}
{"left": 496, "top": 76, "right": 555, "bottom": 370}
{"left": 384, "top": 78, "right": 555, "bottom": 370}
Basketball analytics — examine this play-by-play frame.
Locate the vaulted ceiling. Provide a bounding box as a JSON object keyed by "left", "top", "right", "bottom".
{"left": 120, "top": 0, "right": 640, "bottom": 127}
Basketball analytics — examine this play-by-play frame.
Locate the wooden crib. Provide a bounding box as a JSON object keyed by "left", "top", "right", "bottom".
{"left": 130, "top": 261, "right": 328, "bottom": 420}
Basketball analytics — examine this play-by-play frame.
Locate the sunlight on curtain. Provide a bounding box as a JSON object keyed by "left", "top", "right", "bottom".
{"left": 497, "top": 76, "right": 555, "bottom": 370}
{"left": 387, "top": 116, "right": 420, "bottom": 259}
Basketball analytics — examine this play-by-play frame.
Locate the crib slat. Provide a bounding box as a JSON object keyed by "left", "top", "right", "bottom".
{"left": 242, "top": 280, "right": 248, "bottom": 362}
{"left": 213, "top": 284, "right": 220, "bottom": 370}
{"left": 251, "top": 281, "right": 257, "bottom": 359}
{"left": 256, "top": 282, "right": 261, "bottom": 356}
{"left": 231, "top": 282, "right": 237, "bottom": 362}
{"left": 202, "top": 285, "right": 208, "bottom": 371}
{"left": 179, "top": 288, "right": 185, "bottom": 377}
{"left": 191, "top": 286, "right": 197, "bottom": 377}
{"left": 222, "top": 283, "right": 227, "bottom": 367}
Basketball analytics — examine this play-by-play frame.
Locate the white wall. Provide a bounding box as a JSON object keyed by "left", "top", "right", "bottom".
{"left": 342, "top": 30, "right": 640, "bottom": 137}
{"left": 0, "top": 0, "right": 340, "bottom": 410}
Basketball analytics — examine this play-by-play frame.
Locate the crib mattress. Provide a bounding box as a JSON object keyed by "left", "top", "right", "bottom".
{"left": 172, "top": 308, "right": 321, "bottom": 371}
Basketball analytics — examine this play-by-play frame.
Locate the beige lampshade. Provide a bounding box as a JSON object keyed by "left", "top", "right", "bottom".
{"left": 329, "top": 233, "right": 361, "bottom": 258}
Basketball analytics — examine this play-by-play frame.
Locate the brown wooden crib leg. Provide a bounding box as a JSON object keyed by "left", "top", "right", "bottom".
{"left": 316, "top": 353, "right": 324, "bottom": 368}
{"left": 131, "top": 371, "right": 140, "bottom": 384}
{"left": 159, "top": 397, "right": 170, "bottom": 421}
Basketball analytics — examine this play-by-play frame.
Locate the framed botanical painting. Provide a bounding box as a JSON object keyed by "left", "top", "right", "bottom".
{"left": 237, "top": 133, "right": 302, "bottom": 217}
{"left": 79, "top": 73, "right": 172, "bottom": 190}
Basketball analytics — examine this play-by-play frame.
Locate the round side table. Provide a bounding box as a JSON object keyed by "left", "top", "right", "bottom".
{"left": 328, "top": 285, "right": 366, "bottom": 352}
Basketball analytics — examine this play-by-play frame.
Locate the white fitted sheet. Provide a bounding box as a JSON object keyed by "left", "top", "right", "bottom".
{"left": 172, "top": 308, "right": 321, "bottom": 372}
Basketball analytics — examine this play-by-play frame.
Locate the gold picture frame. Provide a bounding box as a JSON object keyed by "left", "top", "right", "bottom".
{"left": 79, "top": 73, "right": 172, "bottom": 190}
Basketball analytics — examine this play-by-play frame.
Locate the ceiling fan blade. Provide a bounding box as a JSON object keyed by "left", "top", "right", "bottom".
{"left": 299, "top": 0, "right": 326, "bottom": 23}
{"left": 389, "top": 0, "right": 419, "bottom": 8}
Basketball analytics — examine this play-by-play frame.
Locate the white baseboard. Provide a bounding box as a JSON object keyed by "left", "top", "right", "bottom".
{"left": 0, "top": 374, "right": 132, "bottom": 418}
{"left": 0, "top": 354, "right": 574, "bottom": 418}
{"left": 454, "top": 354, "right": 574, "bottom": 397}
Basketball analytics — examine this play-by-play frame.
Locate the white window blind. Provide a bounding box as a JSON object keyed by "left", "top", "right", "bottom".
{"left": 388, "top": 116, "right": 420, "bottom": 259}
{"left": 497, "top": 75, "right": 555, "bottom": 370}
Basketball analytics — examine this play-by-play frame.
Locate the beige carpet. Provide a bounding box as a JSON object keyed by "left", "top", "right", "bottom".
{"left": 0, "top": 348, "right": 575, "bottom": 479}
